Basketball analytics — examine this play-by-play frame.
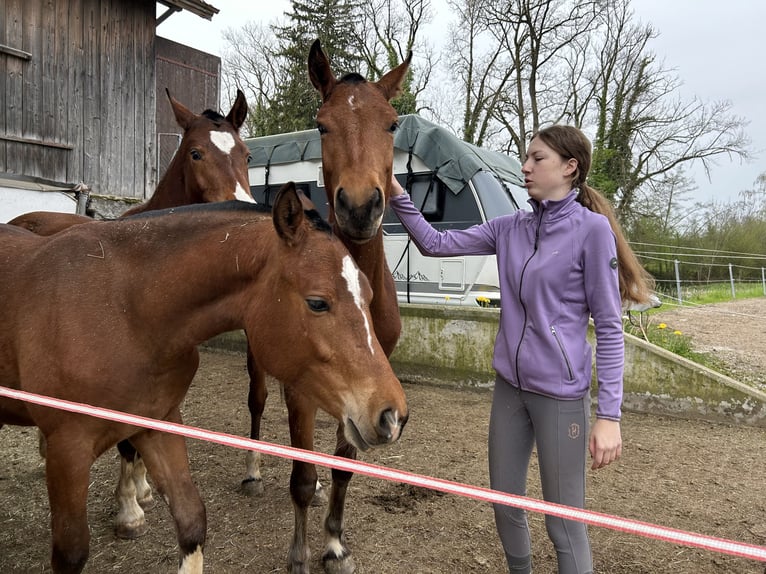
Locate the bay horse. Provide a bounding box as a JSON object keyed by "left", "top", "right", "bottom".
{"left": 7, "top": 87, "right": 254, "bottom": 538}
{"left": 8, "top": 86, "right": 252, "bottom": 234}
{"left": 0, "top": 183, "right": 408, "bottom": 574}
{"left": 242, "top": 39, "right": 412, "bottom": 573}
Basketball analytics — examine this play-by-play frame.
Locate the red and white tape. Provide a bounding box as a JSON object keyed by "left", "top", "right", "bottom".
{"left": 1, "top": 385, "right": 764, "bottom": 563}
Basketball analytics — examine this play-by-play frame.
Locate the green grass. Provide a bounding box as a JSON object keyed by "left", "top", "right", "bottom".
{"left": 623, "top": 316, "right": 731, "bottom": 374}
{"left": 625, "top": 282, "right": 764, "bottom": 376}
{"left": 657, "top": 281, "right": 765, "bottom": 306}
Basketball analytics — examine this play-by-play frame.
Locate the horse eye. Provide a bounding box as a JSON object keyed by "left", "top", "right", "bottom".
{"left": 389, "top": 121, "right": 399, "bottom": 133}
{"left": 306, "top": 298, "right": 330, "bottom": 313}
{"left": 247, "top": 154, "right": 253, "bottom": 164}
{"left": 316, "top": 124, "right": 328, "bottom": 135}
{"left": 190, "top": 149, "right": 202, "bottom": 161}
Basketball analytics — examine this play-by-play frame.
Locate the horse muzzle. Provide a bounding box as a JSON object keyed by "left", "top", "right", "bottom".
{"left": 333, "top": 187, "right": 385, "bottom": 242}
{"left": 344, "top": 407, "right": 408, "bottom": 451}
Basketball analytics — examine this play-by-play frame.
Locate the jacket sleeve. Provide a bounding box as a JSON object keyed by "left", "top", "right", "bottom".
{"left": 389, "top": 193, "right": 497, "bottom": 256}
{"left": 582, "top": 217, "right": 624, "bottom": 420}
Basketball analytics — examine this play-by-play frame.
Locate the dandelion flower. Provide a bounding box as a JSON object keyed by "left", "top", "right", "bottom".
{"left": 658, "top": 323, "right": 667, "bottom": 330}
{"left": 673, "top": 330, "right": 682, "bottom": 336}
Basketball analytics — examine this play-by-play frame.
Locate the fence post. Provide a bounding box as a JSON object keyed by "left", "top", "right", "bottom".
{"left": 762, "top": 267, "right": 765, "bottom": 296}
{"left": 674, "top": 259, "right": 682, "bottom": 304}
{"left": 729, "top": 263, "right": 735, "bottom": 299}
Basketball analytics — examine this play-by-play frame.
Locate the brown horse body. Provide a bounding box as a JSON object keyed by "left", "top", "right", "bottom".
{"left": 243, "top": 40, "right": 411, "bottom": 574}
{"left": 6, "top": 89, "right": 254, "bottom": 537}
{"left": 0, "top": 186, "right": 408, "bottom": 574}
{"left": 8, "top": 87, "right": 252, "bottom": 236}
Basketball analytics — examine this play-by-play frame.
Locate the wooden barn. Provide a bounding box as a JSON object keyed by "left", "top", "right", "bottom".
{"left": 0, "top": 0, "right": 223, "bottom": 222}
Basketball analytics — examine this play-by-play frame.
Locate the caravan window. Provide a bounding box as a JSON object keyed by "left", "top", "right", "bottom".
{"left": 404, "top": 173, "right": 444, "bottom": 221}
{"left": 472, "top": 171, "right": 528, "bottom": 220}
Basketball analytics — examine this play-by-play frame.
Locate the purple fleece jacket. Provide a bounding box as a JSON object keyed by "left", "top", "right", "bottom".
{"left": 389, "top": 189, "right": 625, "bottom": 420}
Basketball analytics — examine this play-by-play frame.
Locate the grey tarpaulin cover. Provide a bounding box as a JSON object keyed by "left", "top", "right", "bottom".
{"left": 246, "top": 114, "right": 524, "bottom": 194}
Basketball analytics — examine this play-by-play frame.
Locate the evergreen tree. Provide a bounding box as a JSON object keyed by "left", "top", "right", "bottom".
{"left": 268, "top": 0, "right": 365, "bottom": 133}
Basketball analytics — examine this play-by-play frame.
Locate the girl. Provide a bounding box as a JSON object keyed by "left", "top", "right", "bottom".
{"left": 388, "top": 124, "right": 653, "bottom": 573}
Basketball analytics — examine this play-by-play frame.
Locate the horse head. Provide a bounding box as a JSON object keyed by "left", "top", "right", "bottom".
{"left": 158, "top": 88, "right": 253, "bottom": 208}
{"left": 309, "top": 39, "right": 412, "bottom": 243}
{"left": 247, "top": 182, "right": 409, "bottom": 449}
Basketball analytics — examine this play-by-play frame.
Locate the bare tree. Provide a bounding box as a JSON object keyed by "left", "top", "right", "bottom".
{"left": 221, "top": 23, "right": 289, "bottom": 136}
{"left": 354, "top": 0, "right": 436, "bottom": 114}
{"left": 219, "top": 1, "right": 434, "bottom": 131}
{"left": 443, "top": 0, "right": 516, "bottom": 146}
{"left": 483, "top": 0, "right": 600, "bottom": 157}
{"left": 584, "top": 0, "right": 750, "bottom": 221}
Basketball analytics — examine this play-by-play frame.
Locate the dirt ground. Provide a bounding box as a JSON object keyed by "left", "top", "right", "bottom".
{"left": 1, "top": 299, "right": 765, "bottom": 573}
{"left": 648, "top": 297, "right": 766, "bottom": 391}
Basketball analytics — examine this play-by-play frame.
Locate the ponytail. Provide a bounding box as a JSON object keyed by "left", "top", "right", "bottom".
{"left": 577, "top": 184, "right": 655, "bottom": 305}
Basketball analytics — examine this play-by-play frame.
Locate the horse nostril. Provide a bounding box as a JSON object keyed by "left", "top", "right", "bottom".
{"left": 379, "top": 408, "right": 403, "bottom": 441}
{"left": 335, "top": 188, "right": 349, "bottom": 212}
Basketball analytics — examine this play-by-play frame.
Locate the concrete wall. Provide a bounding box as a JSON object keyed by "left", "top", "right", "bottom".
{"left": 204, "top": 303, "right": 766, "bottom": 428}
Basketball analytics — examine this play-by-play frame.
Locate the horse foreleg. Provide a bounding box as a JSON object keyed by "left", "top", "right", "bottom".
{"left": 321, "top": 424, "right": 357, "bottom": 574}
{"left": 44, "top": 433, "right": 93, "bottom": 573}
{"left": 130, "top": 425, "right": 206, "bottom": 574}
{"left": 286, "top": 398, "right": 318, "bottom": 574}
{"left": 242, "top": 346, "right": 268, "bottom": 496}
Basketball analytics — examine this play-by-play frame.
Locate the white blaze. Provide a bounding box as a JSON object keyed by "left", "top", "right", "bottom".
{"left": 341, "top": 255, "right": 374, "bottom": 354}
{"left": 210, "top": 130, "right": 235, "bottom": 154}
{"left": 235, "top": 181, "right": 255, "bottom": 202}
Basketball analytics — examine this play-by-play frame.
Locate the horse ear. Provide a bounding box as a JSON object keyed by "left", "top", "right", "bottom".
{"left": 308, "top": 39, "right": 337, "bottom": 101}
{"left": 376, "top": 52, "right": 413, "bottom": 101}
{"left": 166, "top": 88, "right": 197, "bottom": 131}
{"left": 272, "top": 182, "right": 306, "bottom": 247}
{"left": 226, "top": 89, "right": 248, "bottom": 132}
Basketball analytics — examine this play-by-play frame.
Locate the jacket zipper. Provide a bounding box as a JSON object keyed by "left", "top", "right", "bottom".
{"left": 550, "top": 325, "right": 574, "bottom": 380}
{"left": 514, "top": 207, "right": 544, "bottom": 387}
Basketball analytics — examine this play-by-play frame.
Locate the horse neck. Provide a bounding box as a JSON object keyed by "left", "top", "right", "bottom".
{"left": 129, "top": 160, "right": 189, "bottom": 215}
{"left": 128, "top": 219, "right": 270, "bottom": 345}
{"left": 334, "top": 224, "right": 388, "bottom": 284}
{"left": 333, "top": 223, "right": 400, "bottom": 355}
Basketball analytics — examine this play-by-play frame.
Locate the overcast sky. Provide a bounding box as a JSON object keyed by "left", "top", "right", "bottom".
{"left": 156, "top": 0, "right": 766, "bottom": 204}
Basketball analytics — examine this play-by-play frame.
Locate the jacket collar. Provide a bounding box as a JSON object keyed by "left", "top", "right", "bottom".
{"left": 528, "top": 189, "right": 579, "bottom": 221}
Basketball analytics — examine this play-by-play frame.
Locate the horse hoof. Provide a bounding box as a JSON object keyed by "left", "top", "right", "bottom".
{"left": 322, "top": 552, "right": 355, "bottom": 574}
{"left": 114, "top": 521, "right": 148, "bottom": 540}
{"left": 240, "top": 477, "right": 265, "bottom": 497}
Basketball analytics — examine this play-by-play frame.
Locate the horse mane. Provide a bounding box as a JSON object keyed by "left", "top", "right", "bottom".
{"left": 123, "top": 200, "right": 333, "bottom": 234}
{"left": 201, "top": 109, "right": 229, "bottom": 127}
{"left": 302, "top": 208, "right": 333, "bottom": 233}
{"left": 123, "top": 200, "right": 267, "bottom": 220}
{"left": 339, "top": 73, "right": 366, "bottom": 85}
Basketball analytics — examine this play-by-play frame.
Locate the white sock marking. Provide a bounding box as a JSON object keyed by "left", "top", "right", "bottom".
{"left": 341, "top": 255, "right": 374, "bottom": 354}
{"left": 178, "top": 545, "right": 204, "bottom": 574}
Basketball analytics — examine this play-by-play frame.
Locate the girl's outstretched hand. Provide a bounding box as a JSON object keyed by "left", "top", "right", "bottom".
{"left": 391, "top": 174, "right": 405, "bottom": 196}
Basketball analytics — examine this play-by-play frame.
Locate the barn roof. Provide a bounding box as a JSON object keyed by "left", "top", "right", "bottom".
{"left": 157, "top": 0, "right": 219, "bottom": 21}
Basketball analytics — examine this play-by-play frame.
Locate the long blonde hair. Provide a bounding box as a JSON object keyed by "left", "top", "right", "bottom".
{"left": 532, "top": 125, "right": 655, "bottom": 304}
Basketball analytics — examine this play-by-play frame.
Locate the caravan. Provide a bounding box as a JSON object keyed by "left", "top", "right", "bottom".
{"left": 246, "top": 114, "right": 528, "bottom": 308}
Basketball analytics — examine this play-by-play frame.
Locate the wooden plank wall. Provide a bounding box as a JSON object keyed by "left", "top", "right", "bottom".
{"left": 155, "top": 36, "right": 220, "bottom": 177}
{"left": 0, "top": 0, "right": 156, "bottom": 199}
